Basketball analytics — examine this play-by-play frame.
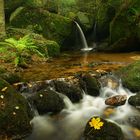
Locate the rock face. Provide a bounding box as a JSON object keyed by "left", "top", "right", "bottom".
{"left": 84, "top": 116, "right": 124, "bottom": 140}
{"left": 78, "top": 74, "right": 100, "bottom": 96}
{"left": 0, "top": 78, "right": 33, "bottom": 138}
{"left": 53, "top": 80, "right": 83, "bottom": 103}
{"left": 105, "top": 95, "right": 127, "bottom": 106}
{"left": 116, "top": 61, "right": 140, "bottom": 92}
{"left": 128, "top": 94, "right": 140, "bottom": 107}
{"left": 109, "top": 0, "right": 140, "bottom": 52}
{"left": 30, "top": 88, "right": 65, "bottom": 115}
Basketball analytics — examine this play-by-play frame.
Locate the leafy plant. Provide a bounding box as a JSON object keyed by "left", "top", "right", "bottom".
{"left": 0, "top": 35, "right": 45, "bottom": 67}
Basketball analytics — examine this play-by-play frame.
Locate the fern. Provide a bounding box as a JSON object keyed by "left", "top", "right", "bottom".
{"left": 0, "top": 35, "right": 45, "bottom": 67}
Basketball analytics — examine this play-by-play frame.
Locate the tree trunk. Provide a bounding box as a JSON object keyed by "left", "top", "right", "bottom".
{"left": 0, "top": 0, "right": 6, "bottom": 38}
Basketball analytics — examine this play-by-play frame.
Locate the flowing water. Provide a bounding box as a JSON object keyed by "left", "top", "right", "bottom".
{"left": 27, "top": 76, "right": 140, "bottom": 140}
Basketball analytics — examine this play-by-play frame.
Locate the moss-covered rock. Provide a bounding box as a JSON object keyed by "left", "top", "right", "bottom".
{"left": 46, "top": 40, "right": 60, "bottom": 57}
{"left": 0, "top": 78, "right": 32, "bottom": 138}
{"left": 79, "top": 73, "right": 100, "bottom": 96}
{"left": 116, "top": 61, "right": 140, "bottom": 92}
{"left": 53, "top": 80, "right": 83, "bottom": 103}
{"left": 128, "top": 94, "right": 140, "bottom": 107}
{"left": 10, "top": 7, "right": 73, "bottom": 45}
{"left": 30, "top": 88, "right": 65, "bottom": 114}
{"left": 84, "top": 116, "right": 124, "bottom": 140}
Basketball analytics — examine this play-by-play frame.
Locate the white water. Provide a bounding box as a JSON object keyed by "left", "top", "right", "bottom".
{"left": 75, "top": 21, "right": 93, "bottom": 52}
{"left": 27, "top": 77, "right": 140, "bottom": 140}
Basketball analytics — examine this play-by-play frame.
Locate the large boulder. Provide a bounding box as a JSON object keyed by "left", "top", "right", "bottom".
{"left": 53, "top": 80, "right": 83, "bottom": 103}
{"left": 0, "top": 78, "right": 33, "bottom": 138}
{"left": 116, "top": 61, "right": 140, "bottom": 92}
{"left": 10, "top": 7, "right": 73, "bottom": 45}
{"left": 84, "top": 116, "right": 124, "bottom": 140}
{"left": 30, "top": 88, "right": 65, "bottom": 115}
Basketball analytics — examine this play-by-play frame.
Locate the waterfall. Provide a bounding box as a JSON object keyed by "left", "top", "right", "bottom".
{"left": 74, "top": 21, "right": 93, "bottom": 51}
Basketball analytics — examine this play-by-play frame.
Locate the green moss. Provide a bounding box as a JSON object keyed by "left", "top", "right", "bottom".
{"left": 10, "top": 7, "right": 73, "bottom": 45}
{"left": 116, "top": 61, "right": 140, "bottom": 92}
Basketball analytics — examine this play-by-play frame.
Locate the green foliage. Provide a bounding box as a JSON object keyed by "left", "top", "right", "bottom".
{"left": 0, "top": 35, "right": 45, "bottom": 67}
{"left": 116, "top": 61, "right": 140, "bottom": 92}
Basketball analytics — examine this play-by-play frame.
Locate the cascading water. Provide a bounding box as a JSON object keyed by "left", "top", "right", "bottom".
{"left": 74, "top": 21, "right": 93, "bottom": 51}
{"left": 26, "top": 76, "right": 140, "bottom": 140}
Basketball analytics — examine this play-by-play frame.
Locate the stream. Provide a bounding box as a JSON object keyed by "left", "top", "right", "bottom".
{"left": 22, "top": 51, "right": 140, "bottom": 81}
{"left": 26, "top": 75, "right": 140, "bottom": 140}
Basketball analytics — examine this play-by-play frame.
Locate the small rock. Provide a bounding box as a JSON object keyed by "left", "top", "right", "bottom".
{"left": 105, "top": 95, "right": 127, "bottom": 106}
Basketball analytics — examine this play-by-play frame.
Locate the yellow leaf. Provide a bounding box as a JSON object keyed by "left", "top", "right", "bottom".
{"left": 89, "top": 117, "right": 104, "bottom": 130}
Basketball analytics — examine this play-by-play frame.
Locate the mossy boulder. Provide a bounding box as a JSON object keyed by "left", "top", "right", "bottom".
{"left": 46, "top": 40, "right": 60, "bottom": 57}
{"left": 53, "top": 80, "right": 83, "bottom": 103}
{"left": 116, "top": 61, "right": 140, "bottom": 92}
{"left": 0, "top": 78, "right": 33, "bottom": 138}
{"left": 30, "top": 88, "right": 65, "bottom": 114}
{"left": 79, "top": 74, "right": 100, "bottom": 96}
{"left": 10, "top": 7, "right": 73, "bottom": 45}
{"left": 84, "top": 116, "right": 124, "bottom": 140}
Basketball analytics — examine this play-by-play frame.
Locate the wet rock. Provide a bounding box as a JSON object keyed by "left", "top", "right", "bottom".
{"left": 53, "top": 80, "right": 83, "bottom": 103}
{"left": 128, "top": 94, "right": 140, "bottom": 107}
{"left": 31, "top": 88, "right": 65, "bottom": 114}
{"left": 105, "top": 95, "right": 127, "bottom": 106}
{"left": 84, "top": 116, "right": 124, "bottom": 140}
{"left": 0, "top": 78, "right": 33, "bottom": 138}
{"left": 78, "top": 73, "right": 100, "bottom": 96}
